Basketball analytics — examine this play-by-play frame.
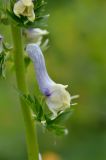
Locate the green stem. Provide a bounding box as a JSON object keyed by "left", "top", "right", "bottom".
{"left": 11, "top": 25, "right": 39, "bottom": 160}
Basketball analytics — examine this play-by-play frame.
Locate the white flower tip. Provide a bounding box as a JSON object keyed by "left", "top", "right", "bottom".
{"left": 71, "top": 95, "right": 79, "bottom": 100}
{"left": 64, "top": 85, "right": 68, "bottom": 88}
{"left": 41, "top": 120, "right": 46, "bottom": 126}
{"left": 33, "top": 28, "right": 49, "bottom": 35}
{"left": 64, "top": 129, "right": 69, "bottom": 135}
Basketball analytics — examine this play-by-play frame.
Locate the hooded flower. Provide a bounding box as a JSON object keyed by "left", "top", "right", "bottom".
{"left": 23, "top": 28, "right": 49, "bottom": 45}
{"left": 13, "top": 0, "right": 35, "bottom": 22}
{"left": 26, "top": 44, "right": 78, "bottom": 118}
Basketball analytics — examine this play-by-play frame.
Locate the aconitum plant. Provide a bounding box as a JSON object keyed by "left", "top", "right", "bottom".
{"left": 0, "top": 0, "right": 78, "bottom": 160}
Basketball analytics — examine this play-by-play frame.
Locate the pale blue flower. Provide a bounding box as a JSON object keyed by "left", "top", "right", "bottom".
{"left": 26, "top": 44, "right": 78, "bottom": 118}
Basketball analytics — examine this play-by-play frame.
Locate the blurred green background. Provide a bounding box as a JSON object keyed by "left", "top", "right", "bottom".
{"left": 0, "top": 0, "right": 106, "bottom": 160}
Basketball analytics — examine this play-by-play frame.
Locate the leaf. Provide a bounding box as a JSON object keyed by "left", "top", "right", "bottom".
{"left": 44, "top": 114, "right": 52, "bottom": 124}
{"left": 10, "top": 0, "right": 16, "bottom": 10}
{"left": 50, "top": 109, "right": 74, "bottom": 124}
{"left": 47, "top": 124, "right": 68, "bottom": 136}
{"left": 24, "top": 56, "right": 31, "bottom": 68}
{"left": 18, "top": 91, "right": 75, "bottom": 136}
{"left": 0, "top": 51, "right": 6, "bottom": 78}
{"left": 0, "top": 9, "right": 10, "bottom": 25}
{"left": 35, "top": 0, "right": 45, "bottom": 9}
{"left": 35, "top": 2, "right": 47, "bottom": 17}
{"left": 6, "top": 10, "right": 21, "bottom": 26}
{"left": 33, "top": 95, "right": 43, "bottom": 121}
{"left": 43, "top": 108, "right": 74, "bottom": 135}
{"left": 2, "top": 42, "right": 12, "bottom": 52}
{"left": 25, "top": 14, "right": 49, "bottom": 28}
{"left": 19, "top": 93, "right": 43, "bottom": 121}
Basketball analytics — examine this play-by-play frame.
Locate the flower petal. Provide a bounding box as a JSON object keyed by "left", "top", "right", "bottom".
{"left": 13, "top": 0, "right": 35, "bottom": 22}
{"left": 46, "top": 84, "right": 71, "bottom": 117}
{"left": 22, "top": 0, "right": 33, "bottom": 6}
{"left": 13, "top": 0, "right": 25, "bottom": 17}
{"left": 26, "top": 44, "right": 54, "bottom": 94}
{"left": 27, "top": 7, "right": 35, "bottom": 22}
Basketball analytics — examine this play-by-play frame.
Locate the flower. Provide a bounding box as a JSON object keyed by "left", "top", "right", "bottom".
{"left": 23, "top": 28, "right": 49, "bottom": 45}
{"left": 13, "top": 0, "right": 35, "bottom": 22}
{"left": 26, "top": 44, "right": 78, "bottom": 118}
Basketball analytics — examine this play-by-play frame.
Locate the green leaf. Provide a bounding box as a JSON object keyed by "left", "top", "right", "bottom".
{"left": 2, "top": 42, "right": 12, "bottom": 52}
{"left": 10, "top": 0, "right": 16, "bottom": 10}
{"left": 33, "top": 95, "right": 43, "bottom": 121}
{"left": 50, "top": 109, "right": 74, "bottom": 124}
{"left": 6, "top": 10, "right": 21, "bottom": 26}
{"left": 19, "top": 93, "right": 43, "bottom": 121}
{"left": 18, "top": 91, "right": 75, "bottom": 136}
{"left": 25, "top": 14, "right": 49, "bottom": 28}
{"left": 0, "top": 10, "right": 9, "bottom": 25}
{"left": 47, "top": 124, "right": 68, "bottom": 136}
{"left": 35, "top": 2, "right": 47, "bottom": 17}
{"left": 24, "top": 56, "right": 31, "bottom": 68}
{"left": 34, "top": 0, "right": 45, "bottom": 9}
{"left": 0, "top": 51, "right": 6, "bottom": 78}
{"left": 44, "top": 114, "right": 52, "bottom": 124}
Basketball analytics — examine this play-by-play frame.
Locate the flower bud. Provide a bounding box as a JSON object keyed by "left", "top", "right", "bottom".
{"left": 13, "top": 0, "right": 35, "bottom": 22}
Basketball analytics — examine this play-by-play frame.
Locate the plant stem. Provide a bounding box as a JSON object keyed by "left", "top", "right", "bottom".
{"left": 11, "top": 25, "right": 39, "bottom": 160}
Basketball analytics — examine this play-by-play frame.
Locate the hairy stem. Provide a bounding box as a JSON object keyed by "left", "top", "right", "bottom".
{"left": 11, "top": 25, "right": 39, "bottom": 160}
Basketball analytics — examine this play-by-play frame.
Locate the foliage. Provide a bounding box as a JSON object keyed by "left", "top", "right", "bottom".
{"left": 0, "top": 41, "right": 12, "bottom": 78}
{"left": 20, "top": 92, "right": 74, "bottom": 136}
